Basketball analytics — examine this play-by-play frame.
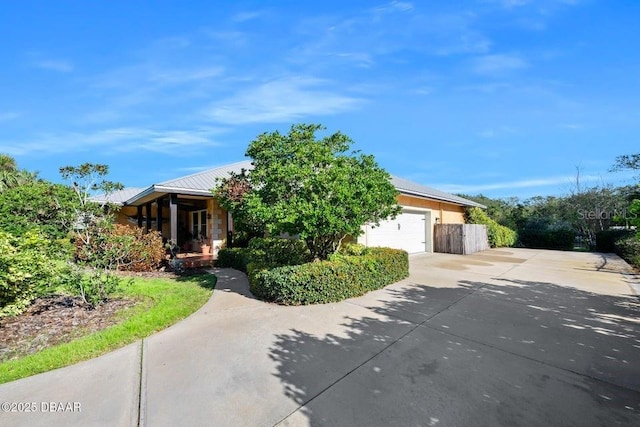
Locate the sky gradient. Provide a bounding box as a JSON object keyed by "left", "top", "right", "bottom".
{"left": 1, "top": 0, "right": 638, "bottom": 199}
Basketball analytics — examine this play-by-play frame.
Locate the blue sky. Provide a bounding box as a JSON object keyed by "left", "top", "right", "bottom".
{"left": 1, "top": 0, "right": 638, "bottom": 199}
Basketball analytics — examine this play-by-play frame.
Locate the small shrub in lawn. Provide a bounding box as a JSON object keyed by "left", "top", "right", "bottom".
{"left": 63, "top": 266, "right": 127, "bottom": 306}
{"left": 251, "top": 247, "right": 408, "bottom": 305}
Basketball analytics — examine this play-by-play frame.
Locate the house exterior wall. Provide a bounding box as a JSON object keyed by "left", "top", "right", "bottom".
{"left": 397, "top": 194, "right": 465, "bottom": 224}
{"left": 114, "top": 206, "right": 137, "bottom": 226}
{"left": 210, "top": 198, "right": 228, "bottom": 257}
{"left": 117, "top": 192, "right": 468, "bottom": 257}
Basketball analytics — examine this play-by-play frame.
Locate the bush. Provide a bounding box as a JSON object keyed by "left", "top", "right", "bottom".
{"left": 62, "top": 266, "right": 127, "bottom": 306}
{"left": 596, "top": 229, "right": 640, "bottom": 268}
{"left": 595, "top": 229, "right": 636, "bottom": 253}
{"left": 518, "top": 218, "right": 576, "bottom": 250}
{"left": 76, "top": 224, "right": 165, "bottom": 271}
{"left": 250, "top": 247, "right": 408, "bottom": 305}
{"left": 217, "top": 237, "right": 311, "bottom": 272}
{"left": 216, "top": 247, "right": 256, "bottom": 272}
{"left": 338, "top": 242, "right": 367, "bottom": 256}
{"left": 614, "top": 236, "right": 640, "bottom": 268}
{"left": 465, "top": 207, "right": 517, "bottom": 248}
{"left": 248, "top": 237, "right": 311, "bottom": 266}
{"left": 0, "top": 230, "right": 62, "bottom": 317}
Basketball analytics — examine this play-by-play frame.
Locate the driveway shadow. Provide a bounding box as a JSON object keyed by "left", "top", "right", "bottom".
{"left": 270, "top": 279, "right": 640, "bottom": 426}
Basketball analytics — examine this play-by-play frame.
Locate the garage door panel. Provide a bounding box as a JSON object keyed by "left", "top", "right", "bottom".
{"left": 367, "top": 211, "right": 429, "bottom": 253}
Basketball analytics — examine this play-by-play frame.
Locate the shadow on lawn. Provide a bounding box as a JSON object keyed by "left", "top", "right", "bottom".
{"left": 173, "top": 270, "right": 218, "bottom": 290}
{"left": 269, "top": 278, "right": 640, "bottom": 426}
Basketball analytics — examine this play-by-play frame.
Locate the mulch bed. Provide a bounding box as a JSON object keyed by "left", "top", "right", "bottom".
{"left": 0, "top": 295, "right": 139, "bottom": 363}
{"left": 0, "top": 268, "right": 212, "bottom": 363}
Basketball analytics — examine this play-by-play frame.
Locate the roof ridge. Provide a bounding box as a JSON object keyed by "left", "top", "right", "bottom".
{"left": 159, "top": 159, "right": 252, "bottom": 185}
{"left": 390, "top": 175, "right": 484, "bottom": 208}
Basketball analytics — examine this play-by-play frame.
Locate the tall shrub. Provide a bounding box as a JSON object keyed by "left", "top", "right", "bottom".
{"left": 465, "top": 207, "right": 517, "bottom": 248}
{"left": 0, "top": 230, "right": 62, "bottom": 316}
{"left": 76, "top": 224, "right": 165, "bottom": 271}
{"left": 214, "top": 124, "right": 401, "bottom": 260}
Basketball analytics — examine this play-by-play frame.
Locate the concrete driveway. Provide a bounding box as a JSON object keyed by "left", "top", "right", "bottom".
{"left": 1, "top": 249, "right": 639, "bottom": 426}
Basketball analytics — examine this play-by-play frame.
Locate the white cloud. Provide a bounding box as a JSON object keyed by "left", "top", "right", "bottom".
{"left": 33, "top": 59, "right": 74, "bottom": 73}
{"left": 372, "top": 1, "right": 415, "bottom": 15}
{"left": 478, "top": 126, "right": 518, "bottom": 138}
{"left": 147, "top": 66, "right": 224, "bottom": 85}
{"left": 558, "top": 123, "right": 584, "bottom": 130}
{"left": 472, "top": 54, "right": 528, "bottom": 75}
{"left": 501, "top": 0, "right": 530, "bottom": 7}
{"left": 415, "top": 86, "right": 433, "bottom": 95}
{"left": 231, "top": 11, "right": 265, "bottom": 23}
{"left": 0, "top": 111, "right": 20, "bottom": 122}
{"left": 436, "top": 174, "right": 602, "bottom": 194}
{"left": 1, "top": 127, "right": 224, "bottom": 156}
{"left": 206, "top": 76, "right": 363, "bottom": 124}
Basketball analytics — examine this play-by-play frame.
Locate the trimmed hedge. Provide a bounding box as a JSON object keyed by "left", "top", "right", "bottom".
{"left": 248, "top": 237, "right": 311, "bottom": 266}
{"left": 250, "top": 247, "right": 409, "bottom": 305}
{"left": 217, "top": 237, "right": 311, "bottom": 272}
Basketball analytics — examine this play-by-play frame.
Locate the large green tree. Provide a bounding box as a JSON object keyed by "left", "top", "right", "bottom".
{"left": 215, "top": 124, "right": 401, "bottom": 260}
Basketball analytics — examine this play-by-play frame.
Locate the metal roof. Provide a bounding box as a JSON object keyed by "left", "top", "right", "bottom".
{"left": 124, "top": 159, "right": 483, "bottom": 208}
{"left": 91, "top": 187, "right": 145, "bottom": 205}
{"left": 124, "top": 160, "right": 253, "bottom": 205}
{"left": 157, "top": 160, "right": 253, "bottom": 192}
{"left": 391, "top": 176, "right": 485, "bottom": 208}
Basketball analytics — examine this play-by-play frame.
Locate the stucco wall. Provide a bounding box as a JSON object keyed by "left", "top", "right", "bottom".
{"left": 397, "top": 194, "right": 465, "bottom": 224}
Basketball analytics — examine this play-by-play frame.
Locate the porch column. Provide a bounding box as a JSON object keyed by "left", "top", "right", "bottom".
{"left": 170, "top": 194, "right": 178, "bottom": 243}
{"left": 227, "top": 211, "right": 234, "bottom": 248}
{"left": 137, "top": 205, "right": 143, "bottom": 228}
{"left": 156, "top": 197, "right": 163, "bottom": 233}
{"left": 145, "top": 202, "right": 152, "bottom": 232}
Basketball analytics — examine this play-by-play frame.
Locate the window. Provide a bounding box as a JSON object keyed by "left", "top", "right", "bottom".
{"left": 192, "top": 210, "right": 207, "bottom": 239}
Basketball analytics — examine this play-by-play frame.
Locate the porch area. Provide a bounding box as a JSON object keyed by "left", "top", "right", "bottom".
{"left": 173, "top": 252, "right": 215, "bottom": 269}
{"left": 120, "top": 191, "right": 231, "bottom": 260}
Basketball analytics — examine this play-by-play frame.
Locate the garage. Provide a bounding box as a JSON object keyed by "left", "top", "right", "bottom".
{"left": 363, "top": 210, "right": 431, "bottom": 254}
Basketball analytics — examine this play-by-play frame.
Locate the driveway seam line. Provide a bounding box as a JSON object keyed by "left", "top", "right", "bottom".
{"left": 421, "top": 323, "right": 640, "bottom": 394}
{"left": 137, "top": 339, "right": 145, "bottom": 427}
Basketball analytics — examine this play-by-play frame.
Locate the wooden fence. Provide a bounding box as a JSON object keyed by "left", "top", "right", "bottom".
{"left": 434, "top": 224, "right": 489, "bottom": 255}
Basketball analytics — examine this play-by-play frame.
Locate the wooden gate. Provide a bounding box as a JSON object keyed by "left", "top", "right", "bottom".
{"left": 434, "top": 224, "right": 489, "bottom": 254}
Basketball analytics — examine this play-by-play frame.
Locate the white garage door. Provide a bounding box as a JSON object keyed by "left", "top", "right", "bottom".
{"left": 366, "top": 211, "right": 429, "bottom": 253}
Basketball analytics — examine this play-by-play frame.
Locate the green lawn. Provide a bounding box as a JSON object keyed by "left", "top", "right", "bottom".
{"left": 0, "top": 273, "right": 216, "bottom": 384}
